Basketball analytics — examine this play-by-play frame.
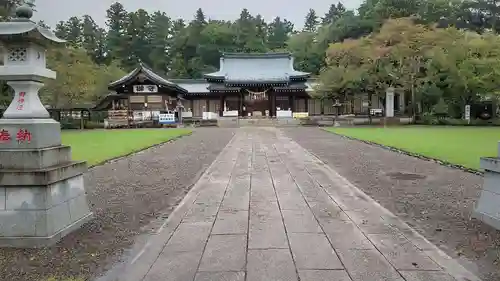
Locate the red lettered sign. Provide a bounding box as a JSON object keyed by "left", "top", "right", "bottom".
{"left": 16, "top": 128, "right": 31, "bottom": 143}
{"left": 16, "top": 92, "right": 25, "bottom": 110}
{"left": 0, "top": 129, "right": 11, "bottom": 143}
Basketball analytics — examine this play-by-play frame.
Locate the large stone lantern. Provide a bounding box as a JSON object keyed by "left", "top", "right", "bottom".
{"left": 0, "top": 5, "right": 93, "bottom": 247}
{"left": 473, "top": 143, "right": 500, "bottom": 230}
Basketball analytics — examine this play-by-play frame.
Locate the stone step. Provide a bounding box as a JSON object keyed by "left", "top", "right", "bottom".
{"left": 0, "top": 161, "right": 87, "bottom": 186}
{"left": 0, "top": 145, "right": 72, "bottom": 170}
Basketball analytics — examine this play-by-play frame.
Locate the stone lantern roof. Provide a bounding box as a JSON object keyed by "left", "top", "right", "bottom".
{"left": 0, "top": 4, "right": 65, "bottom": 46}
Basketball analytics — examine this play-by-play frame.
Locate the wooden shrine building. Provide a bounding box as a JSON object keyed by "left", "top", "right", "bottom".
{"left": 95, "top": 52, "right": 407, "bottom": 120}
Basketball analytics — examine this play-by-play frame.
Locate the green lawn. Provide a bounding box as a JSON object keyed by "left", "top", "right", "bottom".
{"left": 62, "top": 129, "right": 192, "bottom": 166}
{"left": 326, "top": 126, "right": 500, "bottom": 170}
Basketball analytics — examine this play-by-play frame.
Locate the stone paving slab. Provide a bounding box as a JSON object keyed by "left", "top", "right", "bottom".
{"left": 126, "top": 128, "right": 481, "bottom": 281}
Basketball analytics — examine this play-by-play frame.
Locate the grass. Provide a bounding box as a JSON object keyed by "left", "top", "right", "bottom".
{"left": 325, "top": 126, "right": 500, "bottom": 170}
{"left": 62, "top": 129, "right": 192, "bottom": 166}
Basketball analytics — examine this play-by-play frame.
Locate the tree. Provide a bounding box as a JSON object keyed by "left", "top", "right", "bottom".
{"left": 41, "top": 47, "right": 125, "bottom": 107}
{"left": 287, "top": 32, "right": 323, "bottom": 74}
{"left": 82, "top": 15, "right": 107, "bottom": 64}
{"left": 122, "top": 9, "right": 152, "bottom": 70}
{"left": 105, "top": 2, "right": 128, "bottom": 63}
{"left": 318, "top": 15, "right": 500, "bottom": 121}
{"left": 268, "top": 17, "right": 293, "bottom": 50}
{"left": 322, "top": 3, "right": 346, "bottom": 24}
{"left": 149, "top": 11, "right": 171, "bottom": 74}
{"left": 303, "top": 9, "right": 319, "bottom": 32}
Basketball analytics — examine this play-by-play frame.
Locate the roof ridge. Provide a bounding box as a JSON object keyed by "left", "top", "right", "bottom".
{"left": 222, "top": 52, "right": 291, "bottom": 59}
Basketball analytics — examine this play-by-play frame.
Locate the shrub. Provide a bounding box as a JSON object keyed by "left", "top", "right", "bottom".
{"left": 84, "top": 121, "right": 104, "bottom": 129}
{"left": 419, "top": 117, "right": 500, "bottom": 126}
{"left": 421, "top": 112, "right": 439, "bottom": 125}
{"left": 60, "top": 117, "right": 80, "bottom": 130}
{"left": 433, "top": 98, "right": 449, "bottom": 117}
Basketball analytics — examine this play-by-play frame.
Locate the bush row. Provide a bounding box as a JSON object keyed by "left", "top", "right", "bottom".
{"left": 419, "top": 116, "right": 500, "bottom": 126}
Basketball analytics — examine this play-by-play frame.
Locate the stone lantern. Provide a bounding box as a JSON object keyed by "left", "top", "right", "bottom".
{"left": 0, "top": 4, "right": 93, "bottom": 247}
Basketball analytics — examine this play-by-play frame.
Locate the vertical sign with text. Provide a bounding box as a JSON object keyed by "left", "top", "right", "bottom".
{"left": 465, "top": 105, "right": 471, "bottom": 124}
{"left": 16, "top": 92, "right": 26, "bottom": 110}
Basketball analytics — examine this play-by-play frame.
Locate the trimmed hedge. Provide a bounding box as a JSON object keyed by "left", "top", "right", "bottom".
{"left": 419, "top": 116, "right": 500, "bottom": 126}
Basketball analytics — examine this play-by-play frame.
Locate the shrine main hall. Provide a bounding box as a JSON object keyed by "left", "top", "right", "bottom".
{"left": 97, "top": 52, "right": 405, "bottom": 118}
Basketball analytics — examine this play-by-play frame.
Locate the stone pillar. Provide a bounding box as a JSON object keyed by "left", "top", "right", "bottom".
{"left": 385, "top": 87, "right": 395, "bottom": 117}
{"left": 473, "top": 142, "right": 500, "bottom": 230}
{"left": 0, "top": 5, "right": 93, "bottom": 248}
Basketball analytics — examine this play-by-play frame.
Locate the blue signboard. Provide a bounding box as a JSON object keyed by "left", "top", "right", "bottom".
{"left": 159, "top": 113, "right": 176, "bottom": 124}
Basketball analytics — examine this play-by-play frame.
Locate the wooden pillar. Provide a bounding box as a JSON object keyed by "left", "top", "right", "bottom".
{"left": 290, "top": 95, "right": 296, "bottom": 112}
{"left": 219, "top": 94, "right": 224, "bottom": 116}
{"left": 272, "top": 91, "right": 276, "bottom": 117}
{"left": 267, "top": 91, "right": 272, "bottom": 117}
{"left": 321, "top": 99, "right": 325, "bottom": 115}
{"left": 205, "top": 99, "right": 209, "bottom": 112}
{"left": 238, "top": 92, "right": 243, "bottom": 116}
{"left": 304, "top": 97, "right": 309, "bottom": 113}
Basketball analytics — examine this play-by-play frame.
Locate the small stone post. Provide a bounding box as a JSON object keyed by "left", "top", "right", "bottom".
{"left": 385, "top": 87, "right": 395, "bottom": 118}
{"left": 473, "top": 142, "right": 500, "bottom": 230}
{"left": 0, "top": 5, "right": 93, "bottom": 247}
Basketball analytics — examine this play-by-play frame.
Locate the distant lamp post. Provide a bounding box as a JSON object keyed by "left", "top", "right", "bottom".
{"left": 333, "top": 99, "right": 342, "bottom": 127}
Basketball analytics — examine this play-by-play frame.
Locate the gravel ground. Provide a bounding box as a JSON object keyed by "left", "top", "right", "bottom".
{"left": 0, "top": 128, "right": 235, "bottom": 281}
{"left": 284, "top": 127, "right": 500, "bottom": 281}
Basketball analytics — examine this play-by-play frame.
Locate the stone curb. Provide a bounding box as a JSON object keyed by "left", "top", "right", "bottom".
{"left": 323, "top": 129, "right": 483, "bottom": 176}
{"left": 88, "top": 131, "right": 193, "bottom": 169}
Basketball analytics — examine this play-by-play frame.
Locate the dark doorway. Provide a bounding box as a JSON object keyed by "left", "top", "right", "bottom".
{"left": 243, "top": 90, "right": 269, "bottom": 117}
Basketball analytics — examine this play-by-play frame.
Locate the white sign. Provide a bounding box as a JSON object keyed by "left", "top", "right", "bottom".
{"left": 465, "top": 105, "right": 471, "bottom": 121}
{"left": 133, "top": 85, "right": 158, "bottom": 93}
{"left": 159, "top": 113, "right": 175, "bottom": 124}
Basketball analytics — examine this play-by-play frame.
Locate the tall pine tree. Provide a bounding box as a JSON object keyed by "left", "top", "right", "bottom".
{"left": 303, "top": 9, "right": 319, "bottom": 32}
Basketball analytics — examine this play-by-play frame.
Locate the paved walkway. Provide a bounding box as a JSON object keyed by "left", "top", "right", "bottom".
{"left": 121, "top": 128, "right": 480, "bottom": 281}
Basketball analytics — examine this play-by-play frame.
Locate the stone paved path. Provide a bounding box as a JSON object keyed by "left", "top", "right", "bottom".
{"left": 121, "top": 128, "right": 480, "bottom": 281}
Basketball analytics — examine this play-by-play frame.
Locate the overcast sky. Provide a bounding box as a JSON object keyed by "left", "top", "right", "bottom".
{"left": 33, "top": 0, "right": 364, "bottom": 30}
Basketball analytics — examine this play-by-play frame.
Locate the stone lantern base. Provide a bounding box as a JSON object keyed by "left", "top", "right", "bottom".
{"left": 0, "top": 118, "right": 93, "bottom": 248}
{"left": 472, "top": 156, "right": 500, "bottom": 230}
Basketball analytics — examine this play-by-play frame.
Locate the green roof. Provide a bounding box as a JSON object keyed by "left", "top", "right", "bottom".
{"left": 204, "top": 52, "right": 310, "bottom": 83}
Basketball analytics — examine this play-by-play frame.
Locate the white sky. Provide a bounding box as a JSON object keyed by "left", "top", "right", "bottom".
{"left": 33, "top": 0, "right": 364, "bottom": 30}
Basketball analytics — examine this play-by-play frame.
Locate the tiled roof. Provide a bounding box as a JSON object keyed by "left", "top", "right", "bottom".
{"left": 170, "top": 79, "right": 210, "bottom": 93}
{"left": 204, "top": 53, "right": 310, "bottom": 83}
{"left": 108, "top": 63, "right": 187, "bottom": 93}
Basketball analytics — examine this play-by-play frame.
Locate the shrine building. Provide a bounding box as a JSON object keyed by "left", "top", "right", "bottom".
{"left": 95, "top": 52, "right": 407, "bottom": 120}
